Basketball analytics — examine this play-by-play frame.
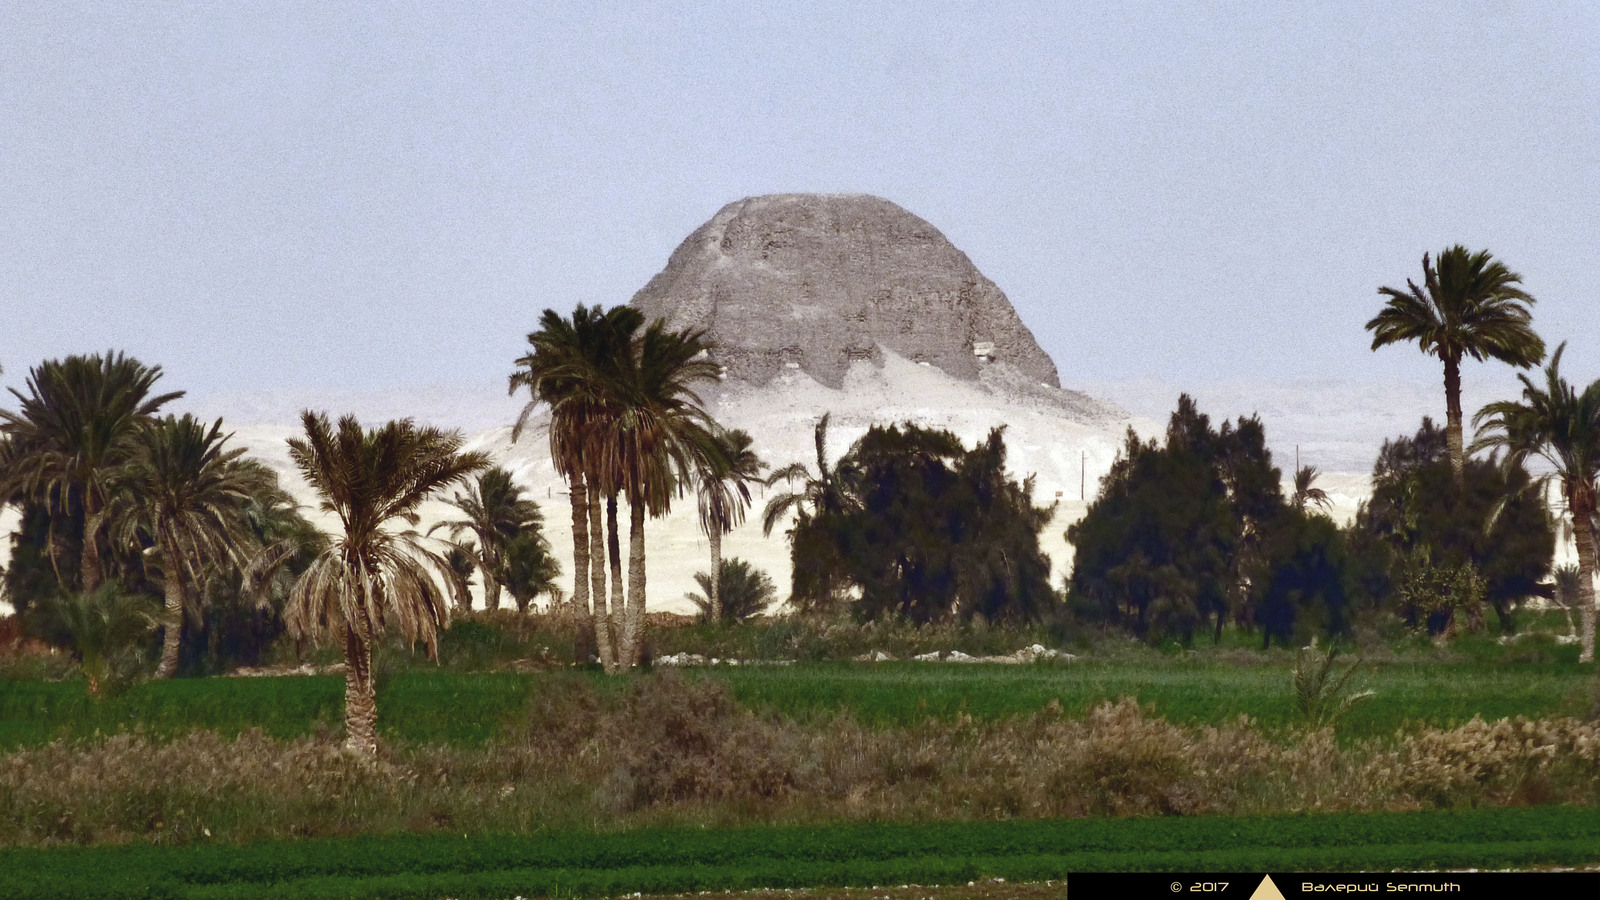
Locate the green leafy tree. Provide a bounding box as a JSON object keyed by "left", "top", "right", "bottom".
{"left": 1067, "top": 396, "right": 1290, "bottom": 644}
{"left": 1365, "top": 246, "right": 1544, "bottom": 486}
{"left": 99, "top": 414, "right": 278, "bottom": 677}
{"left": 694, "top": 428, "right": 766, "bottom": 622}
{"left": 0, "top": 353, "right": 183, "bottom": 592}
{"left": 771, "top": 422, "right": 1054, "bottom": 624}
{"left": 1254, "top": 509, "right": 1351, "bottom": 647}
{"left": 1472, "top": 343, "right": 1600, "bottom": 661}
{"left": 1353, "top": 418, "right": 1555, "bottom": 635}
{"left": 687, "top": 557, "right": 777, "bottom": 624}
{"left": 429, "top": 466, "right": 545, "bottom": 613}
{"left": 284, "top": 412, "right": 488, "bottom": 755}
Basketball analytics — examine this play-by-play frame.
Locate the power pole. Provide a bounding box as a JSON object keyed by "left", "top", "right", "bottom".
{"left": 1081, "top": 450, "right": 1086, "bottom": 500}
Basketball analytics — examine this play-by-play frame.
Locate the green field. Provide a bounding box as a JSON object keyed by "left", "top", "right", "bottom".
{"left": 707, "top": 659, "right": 1595, "bottom": 738}
{"left": 2, "top": 658, "right": 1593, "bottom": 749}
{"left": 5, "top": 807, "right": 1599, "bottom": 899}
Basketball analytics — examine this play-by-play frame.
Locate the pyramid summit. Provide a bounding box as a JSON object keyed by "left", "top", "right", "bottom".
{"left": 629, "top": 193, "right": 1062, "bottom": 390}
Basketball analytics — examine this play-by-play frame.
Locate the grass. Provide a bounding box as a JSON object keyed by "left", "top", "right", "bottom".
{"left": 1, "top": 655, "right": 1592, "bottom": 750}
{"left": 6, "top": 807, "right": 1600, "bottom": 899}
{"left": 0, "top": 671, "right": 533, "bottom": 749}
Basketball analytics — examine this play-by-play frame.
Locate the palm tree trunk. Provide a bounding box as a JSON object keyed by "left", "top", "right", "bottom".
{"left": 1443, "top": 355, "right": 1465, "bottom": 487}
{"left": 605, "top": 492, "right": 626, "bottom": 673}
{"left": 588, "top": 483, "right": 615, "bottom": 672}
{"left": 624, "top": 499, "right": 646, "bottom": 667}
{"left": 1573, "top": 496, "right": 1598, "bottom": 664}
{"left": 709, "top": 526, "right": 723, "bottom": 623}
{"left": 344, "top": 624, "right": 378, "bottom": 756}
{"left": 569, "top": 474, "right": 590, "bottom": 618}
{"left": 484, "top": 570, "right": 502, "bottom": 612}
{"left": 156, "top": 531, "right": 187, "bottom": 679}
{"left": 80, "top": 488, "right": 105, "bottom": 593}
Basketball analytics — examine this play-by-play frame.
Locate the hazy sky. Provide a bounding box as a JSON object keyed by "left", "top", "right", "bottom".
{"left": 4, "top": 2, "right": 1597, "bottom": 409}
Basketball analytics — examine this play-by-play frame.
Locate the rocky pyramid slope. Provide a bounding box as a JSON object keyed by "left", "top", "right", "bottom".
{"left": 630, "top": 193, "right": 1069, "bottom": 393}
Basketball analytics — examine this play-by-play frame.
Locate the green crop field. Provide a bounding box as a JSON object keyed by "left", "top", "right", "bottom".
{"left": 5, "top": 807, "right": 1599, "bottom": 899}
{"left": 706, "top": 659, "right": 1596, "bottom": 739}
{"left": 2, "top": 658, "right": 1591, "bottom": 749}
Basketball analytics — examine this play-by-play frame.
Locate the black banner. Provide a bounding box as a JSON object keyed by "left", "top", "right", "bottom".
{"left": 1067, "top": 872, "right": 1599, "bottom": 899}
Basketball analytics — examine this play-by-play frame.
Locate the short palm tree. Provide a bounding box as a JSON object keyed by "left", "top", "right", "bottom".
{"left": 1366, "top": 247, "right": 1544, "bottom": 486}
{"left": 695, "top": 428, "right": 766, "bottom": 622}
{"left": 428, "top": 466, "right": 544, "bottom": 613}
{"left": 0, "top": 353, "right": 183, "bottom": 592}
{"left": 502, "top": 526, "right": 560, "bottom": 612}
{"left": 29, "top": 584, "right": 158, "bottom": 697}
{"left": 687, "top": 557, "right": 777, "bottom": 624}
{"left": 1471, "top": 343, "right": 1600, "bottom": 662}
{"left": 100, "top": 414, "right": 275, "bottom": 677}
{"left": 1292, "top": 465, "right": 1332, "bottom": 513}
{"left": 284, "top": 412, "right": 488, "bottom": 755}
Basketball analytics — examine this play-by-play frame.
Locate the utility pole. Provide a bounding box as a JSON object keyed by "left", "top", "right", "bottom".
{"left": 1081, "top": 450, "right": 1086, "bottom": 501}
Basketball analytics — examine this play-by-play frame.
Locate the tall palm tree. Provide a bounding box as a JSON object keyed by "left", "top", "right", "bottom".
{"left": 509, "top": 305, "right": 641, "bottom": 672}
{"left": 1366, "top": 246, "right": 1544, "bottom": 486}
{"left": 284, "top": 412, "right": 488, "bottom": 755}
{"left": 0, "top": 353, "right": 183, "bottom": 591}
{"left": 428, "top": 466, "right": 544, "bottom": 612}
{"left": 608, "top": 320, "right": 720, "bottom": 667}
{"left": 100, "top": 414, "right": 276, "bottom": 677}
{"left": 695, "top": 427, "right": 766, "bottom": 622}
{"left": 1471, "top": 343, "right": 1600, "bottom": 662}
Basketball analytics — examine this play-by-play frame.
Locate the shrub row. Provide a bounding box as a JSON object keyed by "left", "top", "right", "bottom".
{"left": 6, "top": 807, "right": 1599, "bottom": 899}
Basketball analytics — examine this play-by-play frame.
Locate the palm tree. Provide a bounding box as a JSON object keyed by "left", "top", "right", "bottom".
{"left": 1366, "top": 247, "right": 1544, "bottom": 486}
{"left": 762, "top": 414, "right": 860, "bottom": 612}
{"left": 284, "top": 412, "right": 488, "bottom": 755}
{"left": 1471, "top": 343, "right": 1600, "bottom": 662}
{"left": 762, "top": 414, "right": 859, "bottom": 531}
{"left": 100, "top": 414, "right": 275, "bottom": 677}
{"left": 428, "top": 466, "right": 544, "bottom": 613}
{"left": 0, "top": 353, "right": 183, "bottom": 592}
{"left": 502, "top": 526, "right": 560, "bottom": 612}
{"left": 29, "top": 584, "right": 158, "bottom": 697}
{"left": 609, "top": 319, "right": 720, "bottom": 666}
{"left": 687, "top": 557, "right": 777, "bottom": 624}
{"left": 694, "top": 428, "right": 766, "bottom": 622}
{"left": 1292, "top": 465, "right": 1332, "bottom": 513}
{"left": 510, "top": 305, "right": 641, "bottom": 672}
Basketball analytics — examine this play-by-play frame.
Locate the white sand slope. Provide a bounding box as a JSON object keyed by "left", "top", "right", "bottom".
{"left": 177, "top": 352, "right": 1156, "bottom": 614}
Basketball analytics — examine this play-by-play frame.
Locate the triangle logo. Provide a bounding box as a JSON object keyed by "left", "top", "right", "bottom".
{"left": 1249, "top": 874, "right": 1286, "bottom": 900}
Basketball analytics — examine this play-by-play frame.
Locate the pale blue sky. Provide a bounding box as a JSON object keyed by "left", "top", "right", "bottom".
{"left": 3, "top": 2, "right": 1597, "bottom": 407}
